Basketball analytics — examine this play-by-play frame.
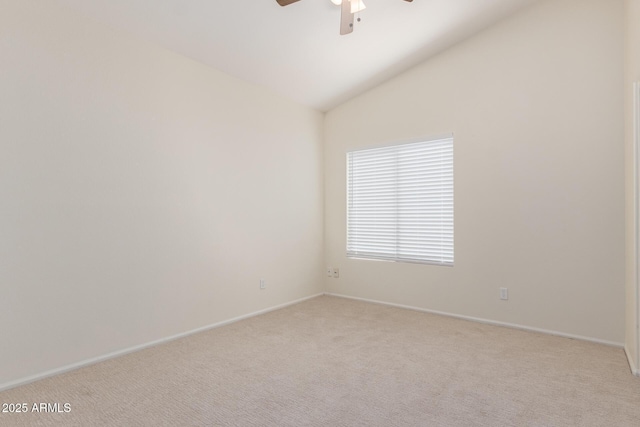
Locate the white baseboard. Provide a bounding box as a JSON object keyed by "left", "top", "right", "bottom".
{"left": 624, "top": 345, "right": 640, "bottom": 376}
{"left": 0, "top": 293, "right": 324, "bottom": 393}
{"left": 325, "top": 292, "right": 624, "bottom": 348}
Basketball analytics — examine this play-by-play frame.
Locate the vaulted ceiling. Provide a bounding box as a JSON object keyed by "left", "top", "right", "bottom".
{"left": 56, "top": 0, "right": 539, "bottom": 111}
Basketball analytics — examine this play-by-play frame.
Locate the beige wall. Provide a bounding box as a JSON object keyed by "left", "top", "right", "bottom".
{"left": 625, "top": 0, "right": 640, "bottom": 374}
{"left": 324, "top": 0, "right": 625, "bottom": 344}
{"left": 0, "top": 1, "right": 324, "bottom": 388}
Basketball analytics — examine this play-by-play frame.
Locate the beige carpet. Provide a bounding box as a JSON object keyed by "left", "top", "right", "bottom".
{"left": 1, "top": 295, "right": 639, "bottom": 426}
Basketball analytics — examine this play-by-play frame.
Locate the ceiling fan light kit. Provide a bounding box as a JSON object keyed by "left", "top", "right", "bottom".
{"left": 350, "top": 0, "right": 366, "bottom": 14}
{"left": 276, "top": 0, "right": 412, "bottom": 35}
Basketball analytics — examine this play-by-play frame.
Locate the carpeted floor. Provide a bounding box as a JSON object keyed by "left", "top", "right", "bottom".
{"left": 1, "top": 295, "right": 639, "bottom": 426}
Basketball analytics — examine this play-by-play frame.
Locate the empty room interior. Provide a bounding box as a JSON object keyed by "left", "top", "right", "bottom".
{"left": 2, "top": 0, "right": 640, "bottom": 425}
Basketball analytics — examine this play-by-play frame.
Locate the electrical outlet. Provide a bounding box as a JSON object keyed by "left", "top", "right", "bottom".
{"left": 500, "top": 287, "right": 508, "bottom": 300}
{"left": 332, "top": 268, "right": 339, "bottom": 278}
{"left": 260, "top": 279, "right": 266, "bottom": 290}
{"left": 326, "top": 267, "right": 333, "bottom": 277}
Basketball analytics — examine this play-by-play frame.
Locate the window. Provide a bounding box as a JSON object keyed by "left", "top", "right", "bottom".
{"left": 346, "top": 136, "right": 454, "bottom": 266}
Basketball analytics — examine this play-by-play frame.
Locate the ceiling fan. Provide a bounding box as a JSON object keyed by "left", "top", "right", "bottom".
{"left": 276, "top": 0, "right": 413, "bottom": 35}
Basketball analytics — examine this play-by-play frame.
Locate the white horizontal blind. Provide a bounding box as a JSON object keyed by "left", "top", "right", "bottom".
{"left": 347, "top": 137, "right": 454, "bottom": 266}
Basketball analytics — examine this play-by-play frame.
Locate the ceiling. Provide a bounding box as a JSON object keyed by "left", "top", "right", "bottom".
{"left": 56, "top": 0, "right": 538, "bottom": 112}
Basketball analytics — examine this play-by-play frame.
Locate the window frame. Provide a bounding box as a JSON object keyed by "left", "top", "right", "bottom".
{"left": 346, "top": 134, "right": 454, "bottom": 267}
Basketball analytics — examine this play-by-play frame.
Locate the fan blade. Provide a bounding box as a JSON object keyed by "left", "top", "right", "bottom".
{"left": 340, "top": 0, "right": 354, "bottom": 35}
{"left": 276, "top": 0, "right": 301, "bottom": 6}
